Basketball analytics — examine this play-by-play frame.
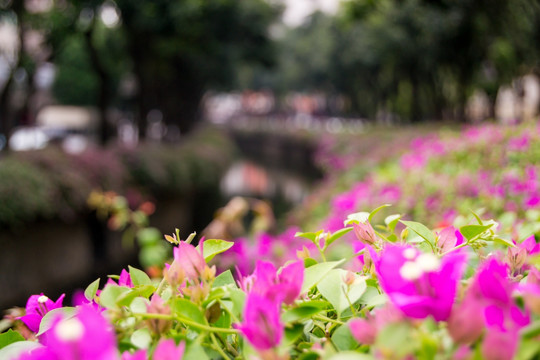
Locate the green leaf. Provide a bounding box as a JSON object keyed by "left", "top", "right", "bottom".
{"left": 213, "top": 270, "right": 236, "bottom": 288}
{"left": 184, "top": 341, "right": 210, "bottom": 360}
{"left": 99, "top": 285, "right": 131, "bottom": 309}
{"left": 331, "top": 322, "right": 358, "bottom": 351}
{"left": 301, "top": 259, "right": 345, "bottom": 294}
{"left": 358, "top": 286, "right": 387, "bottom": 308}
{"left": 295, "top": 231, "right": 323, "bottom": 244}
{"left": 173, "top": 299, "right": 206, "bottom": 327}
{"left": 326, "top": 227, "right": 353, "bottom": 247}
{"left": 284, "top": 323, "right": 304, "bottom": 345}
{"left": 400, "top": 220, "right": 436, "bottom": 247}
{"left": 0, "top": 341, "right": 42, "bottom": 360}
{"left": 368, "top": 204, "right": 391, "bottom": 222}
{"left": 214, "top": 309, "right": 231, "bottom": 329}
{"left": 304, "top": 258, "right": 318, "bottom": 268}
{"left": 491, "top": 236, "right": 516, "bottom": 248}
{"left": 228, "top": 289, "right": 246, "bottom": 319}
{"left": 0, "top": 330, "right": 24, "bottom": 350}
{"left": 317, "top": 269, "right": 366, "bottom": 314}
{"left": 197, "top": 239, "right": 234, "bottom": 262}
{"left": 37, "top": 307, "right": 77, "bottom": 336}
{"left": 522, "top": 320, "right": 540, "bottom": 339}
{"left": 384, "top": 214, "right": 402, "bottom": 232}
{"left": 84, "top": 278, "right": 100, "bottom": 301}
{"left": 470, "top": 210, "right": 484, "bottom": 225}
{"left": 344, "top": 212, "right": 369, "bottom": 226}
{"left": 130, "top": 297, "right": 149, "bottom": 314}
{"left": 460, "top": 224, "right": 493, "bottom": 241}
{"left": 116, "top": 285, "right": 156, "bottom": 307}
{"left": 516, "top": 338, "right": 540, "bottom": 360}
{"left": 375, "top": 322, "right": 416, "bottom": 358}
{"left": 129, "top": 266, "right": 152, "bottom": 286}
{"left": 131, "top": 328, "right": 151, "bottom": 349}
{"left": 282, "top": 304, "right": 326, "bottom": 323}
{"left": 204, "top": 288, "right": 226, "bottom": 306}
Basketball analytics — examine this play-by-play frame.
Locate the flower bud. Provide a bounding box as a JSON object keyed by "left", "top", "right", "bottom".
{"left": 163, "top": 262, "right": 185, "bottom": 289}
{"left": 296, "top": 246, "right": 311, "bottom": 260}
{"left": 353, "top": 222, "right": 377, "bottom": 246}
{"left": 506, "top": 247, "right": 527, "bottom": 274}
{"left": 146, "top": 295, "right": 171, "bottom": 334}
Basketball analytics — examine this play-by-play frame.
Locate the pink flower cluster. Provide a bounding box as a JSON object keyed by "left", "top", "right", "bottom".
{"left": 236, "top": 260, "right": 304, "bottom": 351}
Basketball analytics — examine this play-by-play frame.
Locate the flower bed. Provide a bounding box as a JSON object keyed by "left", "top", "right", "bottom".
{"left": 295, "top": 122, "right": 540, "bottom": 231}
{"left": 1, "top": 206, "right": 539, "bottom": 360}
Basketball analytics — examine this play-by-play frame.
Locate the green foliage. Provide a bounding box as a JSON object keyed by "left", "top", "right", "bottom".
{"left": 52, "top": 35, "right": 99, "bottom": 106}
{"left": 0, "top": 329, "right": 24, "bottom": 350}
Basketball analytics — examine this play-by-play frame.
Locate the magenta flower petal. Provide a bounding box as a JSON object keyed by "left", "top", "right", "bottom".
{"left": 43, "top": 305, "right": 118, "bottom": 360}
{"left": 153, "top": 339, "right": 185, "bottom": 360}
{"left": 118, "top": 269, "right": 134, "bottom": 288}
{"left": 277, "top": 260, "right": 304, "bottom": 304}
{"left": 481, "top": 329, "right": 519, "bottom": 360}
{"left": 20, "top": 293, "right": 65, "bottom": 332}
{"left": 349, "top": 318, "right": 376, "bottom": 345}
{"left": 372, "top": 244, "right": 466, "bottom": 321}
{"left": 173, "top": 241, "right": 206, "bottom": 280}
{"left": 237, "top": 292, "right": 283, "bottom": 350}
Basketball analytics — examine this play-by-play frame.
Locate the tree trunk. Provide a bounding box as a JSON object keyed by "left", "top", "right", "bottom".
{"left": 83, "top": 21, "right": 111, "bottom": 146}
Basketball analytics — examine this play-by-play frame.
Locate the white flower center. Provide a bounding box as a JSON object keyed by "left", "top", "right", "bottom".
{"left": 38, "top": 295, "right": 49, "bottom": 303}
{"left": 403, "top": 248, "right": 417, "bottom": 260}
{"left": 55, "top": 318, "right": 85, "bottom": 342}
{"left": 399, "top": 261, "right": 423, "bottom": 280}
{"left": 416, "top": 253, "right": 440, "bottom": 272}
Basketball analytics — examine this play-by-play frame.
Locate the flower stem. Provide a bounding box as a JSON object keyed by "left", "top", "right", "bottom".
{"left": 440, "top": 242, "right": 469, "bottom": 256}
{"left": 313, "top": 314, "right": 344, "bottom": 325}
{"left": 210, "top": 333, "right": 232, "bottom": 360}
{"left": 136, "top": 313, "right": 239, "bottom": 334}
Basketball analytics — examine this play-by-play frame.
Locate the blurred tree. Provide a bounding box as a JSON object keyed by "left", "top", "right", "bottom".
{"left": 114, "top": 0, "right": 280, "bottom": 137}
{"left": 8, "top": 0, "right": 279, "bottom": 145}
{"left": 332, "top": 0, "right": 540, "bottom": 122}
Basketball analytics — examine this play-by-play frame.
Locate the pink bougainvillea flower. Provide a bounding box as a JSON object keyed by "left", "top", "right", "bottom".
{"left": 173, "top": 241, "right": 207, "bottom": 281}
{"left": 349, "top": 304, "right": 404, "bottom": 346}
{"left": 349, "top": 316, "right": 376, "bottom": 345}
{"left": 250, "top": 260, "right": 304, "bottom": 304}
{"left": 18, "top": 305, "right": 118, "bottom": 360}
{"left": 436, "top": 227, "right": 464, "bottom": 254}
{"left": 153, "top": 339, "right": 185, "bottom": 360}
{"left": 46, "top": 305, "right": 118, "bottom": 360}
{"left": 450, "top": 258, "right": 530, "bottom": 359}
{"left": 370, "top": 244, "right": 466, "bottom": 321}
{"left": 20, "top": 293, "right": 65, "bottom": 332}
{"left": 117, "top": 269, "right": 134, "bottom": 288}
{"left": 481, "top": 328, "right": 519, "bottom": 360}
{"left": 236, "top": 292, "right": 283, "bottom": 351}
{"left": 121, "top": 349, "right": 146, "bottom": 360}
{"left": 146, "top": 294, "right": 172, "bottom": 334}
{"left": 71, "top": 289, "right": 102, "bottom": 312}
{"left": 522, "top": 268, "right": 540, "bottom": 314}
{"left": 447, "top": 293, "right": 486, "bottom": 344}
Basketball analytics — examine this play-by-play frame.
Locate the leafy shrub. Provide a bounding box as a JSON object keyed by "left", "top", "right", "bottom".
{"left": 0, "top": 127, "right": 236, "bottom": 228}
